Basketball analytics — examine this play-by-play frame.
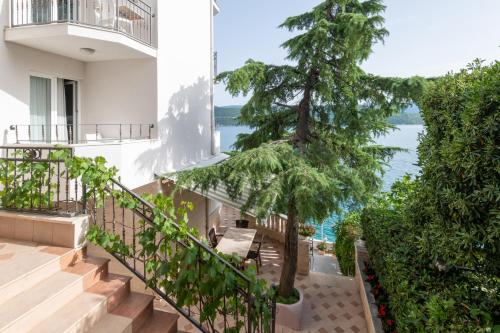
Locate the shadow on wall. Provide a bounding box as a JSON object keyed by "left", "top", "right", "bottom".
{"left": 135, "top": 76, "right": 212, "bottom": 176}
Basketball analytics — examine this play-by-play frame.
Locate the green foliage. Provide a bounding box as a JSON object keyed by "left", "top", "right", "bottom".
{"left": 87, "top": 192, "right": 274, "bottom": 332}
{"left": 361, "top": 61, "right": 500, "bottom": 332}
{"left": 0, "top": 150, "right": 274, "bottom": 332}
{"left": 334, "top": 212, "right": 361, "bottom": 276}
{"left": 276, "top": 288, "right": 300, "bottom": 305}
{"left": 178, "top": 0, "right": 427, "bottom": 297}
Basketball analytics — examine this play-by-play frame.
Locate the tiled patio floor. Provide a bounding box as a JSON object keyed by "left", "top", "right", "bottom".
{"left": 158, "top": 206, "right": 368, "bottom": 333}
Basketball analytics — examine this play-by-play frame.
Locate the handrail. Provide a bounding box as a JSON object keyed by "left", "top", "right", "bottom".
{"left": 0, "top": 145, "right": 276, "bottom": 333}
{"left": 108, "top": 178, "right": 253, "bottom": 283}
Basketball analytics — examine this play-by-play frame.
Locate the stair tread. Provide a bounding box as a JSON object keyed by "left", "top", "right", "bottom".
{"left": 0, "top": 270, "right": 81, "bottom": 329}
{"left": 137, "top": 310, "right": 179, "bottom": 333}
{"left": 89, "top": 313, "right": 133, "bottom": 333}
{"left": 86, "top": 273, "right": 131, "bottom": 298}
{"left": 0, "top": 238, "right": 73, "bottom": 290}
{"left": 27, "top": 292, "right": 108, "bottom": 333}
{"left": 63, "top": 256, "right": 109, "bottom": 275}
{"left": 110, "top": 292, "right": 154, "bottom": 319}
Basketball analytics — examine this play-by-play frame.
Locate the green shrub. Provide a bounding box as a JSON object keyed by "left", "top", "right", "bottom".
{"left": 334, "top": 212, "right": 361, "bottom": 276}
{"left": 361, "top": 61, "right": 500, "bottom": 333}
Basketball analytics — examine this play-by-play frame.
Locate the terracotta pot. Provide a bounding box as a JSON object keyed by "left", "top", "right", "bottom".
{"left": 275, "top": 289, "right": 304, "bottom": 330}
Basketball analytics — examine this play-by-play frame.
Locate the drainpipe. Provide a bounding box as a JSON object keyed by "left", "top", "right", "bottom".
{"left": 210, "top": 0, "right": 217, "bottom": 155}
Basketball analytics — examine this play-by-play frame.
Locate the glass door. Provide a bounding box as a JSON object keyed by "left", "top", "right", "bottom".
{"left": 30, "top": 76, "right": 52, "bottom": 142}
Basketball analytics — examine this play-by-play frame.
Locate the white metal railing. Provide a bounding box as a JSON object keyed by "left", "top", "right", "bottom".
{"left": 10, "top": 0, "right": 153, "bottom": 45}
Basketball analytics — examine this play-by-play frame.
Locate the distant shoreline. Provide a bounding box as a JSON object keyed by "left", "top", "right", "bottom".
{"left": 215, "top": 105, "right": 424, "bottom": 126}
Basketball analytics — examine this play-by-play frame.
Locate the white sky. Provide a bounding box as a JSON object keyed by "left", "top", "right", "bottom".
{"left": 214, "top": 0, "right": 500, "bottom": 105}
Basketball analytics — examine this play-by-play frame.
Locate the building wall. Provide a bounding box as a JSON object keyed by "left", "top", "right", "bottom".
{"left": 0, "top": 0, "right": 85, "bottom": 146}
{"left": 81, "top": 59, "right": 158, "bottom": 137}
{"left": 0, "top": 0, "right": 217, "bottom": 189}
{"left": 155, "top": 0, "right": 215, "bottom": 173}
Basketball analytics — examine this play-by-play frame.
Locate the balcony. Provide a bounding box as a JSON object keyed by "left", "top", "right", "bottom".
{"left": 6, "top": 0, "right": 156, "bottom": 61}
{"left": 9, "top": 123, "right": 155, "bottom": 144}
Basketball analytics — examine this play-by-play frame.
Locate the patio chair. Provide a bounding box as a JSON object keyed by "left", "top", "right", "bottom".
{"left": 246, "top": 235, "right": 264, "bottom": 274}
{"left": 208, "top": 228, "right": 218, "bottom": 248}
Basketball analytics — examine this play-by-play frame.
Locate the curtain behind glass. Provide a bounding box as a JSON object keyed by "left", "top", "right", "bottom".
{"left": 31, "top": 0, "right": 52, "bottom": 23}
{"left": 56, "top": 79, "right": 68, "bottom": 142}
{"left": 30, "top": 76, "right": 51, "bottom": 142}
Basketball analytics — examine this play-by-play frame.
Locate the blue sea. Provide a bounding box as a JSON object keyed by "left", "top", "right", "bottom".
{"left": 217, "top": 125, "right": 424, "bottom": 242}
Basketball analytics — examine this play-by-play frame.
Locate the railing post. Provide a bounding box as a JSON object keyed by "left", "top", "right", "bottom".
{"left": 82, "top": 182, "right": 87, "bottom": 214}
{"left": 115, "top": 0, "right": 119, "bottom": 30}
{"left": 119, "top": 124, "right": 122, "bottom": 141}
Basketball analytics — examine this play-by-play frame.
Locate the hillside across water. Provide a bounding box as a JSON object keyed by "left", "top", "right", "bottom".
{"left": 215, "top": 105, "right": 423, "bottom": 126}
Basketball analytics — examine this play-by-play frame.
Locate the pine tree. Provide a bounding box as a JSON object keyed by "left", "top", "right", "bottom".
{"left": 175, "top": 0, "right": 426, "bottom": 298}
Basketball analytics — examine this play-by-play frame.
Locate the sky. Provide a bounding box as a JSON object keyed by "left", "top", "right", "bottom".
{"left": 214, "top": 0, "right": 500, "bottom": 106}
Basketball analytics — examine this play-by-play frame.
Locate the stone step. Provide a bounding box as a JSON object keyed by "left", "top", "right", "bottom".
{"left": 0, "top": 238, "right": 82, "bottom": 304}
{"left": 110, "top": 292, "right": 154, "bottom": 332}
{"left": 88, "top": 314, "right": 133, "bottom": 333}
{"left": 0, "top": 256, "right": 108, "bottom": 332}
{"left": 137, "top": 310, "right": 179, "bottom": 333}
{"left": 28, "top": 274, "right": 131, "bottom": 333}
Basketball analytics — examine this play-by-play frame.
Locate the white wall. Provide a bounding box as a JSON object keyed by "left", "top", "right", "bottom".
{"left": 0, "top": 0, "right": 216, "bottom": 190}
{"left": 0, "top": 0, "right": 85, "bottom": 145}
{"left": 74, "top": 140, "right": 161, "bottom": 189}
{"left": 82, "top": 59, "right": 157, "bottom": 138}
{"left": 154, "top": 0, "right": 215, "bottom": 173}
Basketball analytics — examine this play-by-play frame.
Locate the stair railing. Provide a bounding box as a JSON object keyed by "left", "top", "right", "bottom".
{"left": 0, "top": 145, "right": 276, "bottom": 333}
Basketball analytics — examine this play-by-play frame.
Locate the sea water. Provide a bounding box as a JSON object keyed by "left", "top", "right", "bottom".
{"left": 217, "top": 125, "right": 424, "bottom": 242}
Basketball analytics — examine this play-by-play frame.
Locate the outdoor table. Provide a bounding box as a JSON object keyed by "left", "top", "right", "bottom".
{"left": 216, "top": 227, "right": 257, "bottom": 258}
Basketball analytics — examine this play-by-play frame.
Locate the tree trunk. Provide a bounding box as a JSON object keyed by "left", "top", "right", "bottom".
{"left": 278, "top": 198, "right": 299, "bottom": 298}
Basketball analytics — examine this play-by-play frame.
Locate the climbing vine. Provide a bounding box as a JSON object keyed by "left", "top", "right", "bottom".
{"left": 0, "top": 147, "right": 274, "bottom": 332}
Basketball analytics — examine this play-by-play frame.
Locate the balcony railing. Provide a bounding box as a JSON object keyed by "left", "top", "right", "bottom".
{"left": 10, "top": 0, "right": 153, "bottom": 45}
{"left": 9, "top": 123, "right": 155, "bottom": 144}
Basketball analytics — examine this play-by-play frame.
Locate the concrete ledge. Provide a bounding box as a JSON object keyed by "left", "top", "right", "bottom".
{"left": 0, "top": 210, "right": 89, "bottom": 249}
{"left": 355, "top": 240, "right": 384, "bottom": 333}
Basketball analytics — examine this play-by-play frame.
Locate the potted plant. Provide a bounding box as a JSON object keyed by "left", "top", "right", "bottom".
{"left": 298, "top": 225, "right": 316, "bottom": 239}
{"left": 316, "top": 241, "right": 327, "bottom": 255}
{"left": 275, "top": 287, "right": 304, "bottom": 330}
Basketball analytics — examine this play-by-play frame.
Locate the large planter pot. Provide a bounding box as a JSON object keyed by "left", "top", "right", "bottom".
{"left": 275, "top": 289, "right": 304, "bottom": 330}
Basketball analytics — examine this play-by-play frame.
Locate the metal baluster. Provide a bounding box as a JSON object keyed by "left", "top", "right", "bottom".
{"left": 132, "top": 211, "right": 136, "bottom": 270}
{"left": 4, "top": 148, "right": 9, "bottom": 207}
{"left": 56, "top": 154, "right": 61, "bottom": 210}
{"left": 129, "top": 124, "right": 132, "bottom": 140}
{"left": 112, "top": 182, "right": 116, "bottom": 234}
{"left": 119, "top": 124, "right": 122, "bottom": 141}
{"left": 47, "top": 148, "right": 51, "bottom": 209}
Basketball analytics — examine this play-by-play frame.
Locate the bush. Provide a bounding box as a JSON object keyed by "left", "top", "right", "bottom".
{"left": 361, "top": 61, "right": 500, "bottom": 333}
{"left": 334, "top": 212, "right": 361, "bottom": 276}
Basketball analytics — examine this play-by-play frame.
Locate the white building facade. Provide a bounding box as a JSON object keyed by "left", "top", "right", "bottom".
{"left": 0, "top": 0, "right": 220, "bottom": 189}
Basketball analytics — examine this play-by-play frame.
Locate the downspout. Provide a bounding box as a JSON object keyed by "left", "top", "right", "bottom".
{"left": 210, "top": 0, "right": 216, "bottom": 155}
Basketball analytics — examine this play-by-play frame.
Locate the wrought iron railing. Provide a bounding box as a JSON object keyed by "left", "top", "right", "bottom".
{"left": 9, "top": 123, "right": 155, "bottom": 144}
{"left": 0, "top": 145, "right": 276, "bottom": 333}
{"left": 10, "top": 0, "right": 153, "bottom": 45}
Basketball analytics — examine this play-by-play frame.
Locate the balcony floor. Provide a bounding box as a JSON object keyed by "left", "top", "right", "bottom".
{"left": 5, "top": 23, "right": 156, "bottom": 62}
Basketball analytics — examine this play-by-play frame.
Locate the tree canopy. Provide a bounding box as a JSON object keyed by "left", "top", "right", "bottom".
{"left": 174, "top": 0, "right": 427, "bottom": 297}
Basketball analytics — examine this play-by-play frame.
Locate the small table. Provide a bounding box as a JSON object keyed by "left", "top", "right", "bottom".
{"left": 216, "top": 227, "right": 257, "bottom": 258}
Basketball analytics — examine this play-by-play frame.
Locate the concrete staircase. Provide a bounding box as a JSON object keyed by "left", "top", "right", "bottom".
{"left": 0, "top": 238, "right": 179, "bottom": 333}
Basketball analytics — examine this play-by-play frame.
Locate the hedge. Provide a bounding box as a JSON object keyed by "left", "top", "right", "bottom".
{"left": 361, "top": 61, "right": 500, "bottom": 332}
